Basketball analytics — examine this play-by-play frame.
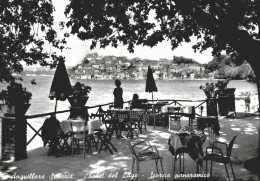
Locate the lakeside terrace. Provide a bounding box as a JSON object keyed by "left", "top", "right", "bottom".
{"left": 0, "top": 99, "right": 260, "bottom": 181}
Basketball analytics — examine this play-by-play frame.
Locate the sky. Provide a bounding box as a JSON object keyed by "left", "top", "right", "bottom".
{"left": 51, "top": 0, "right": 214, "bottom": 67}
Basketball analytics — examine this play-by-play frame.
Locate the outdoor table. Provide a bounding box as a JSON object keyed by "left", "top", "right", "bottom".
{"left": 107, "top": 108, "right": 146, "bottom": 135}
{"left": 161, "top": 105, "right": 195, "bottom": 128}
{"left": 161, "top": 105, "right": 181, "bottom": 113}
{"left": 60, "top": 118, "right": 104, "bottom": 155}
{"left": 168, "top": 126, "right": 206, "bottom": 167}
{"left": 145, "top": 102, "right": 169, "bottom": 128}
{"left": 145, "top": 101, "right": 169, "bottom": 113}
{"left": 197, "top": 116, "right": 220, "bottom": 136}
{"left": 197, "top": 116, "right": 220, "bottom": 144}
{"left": 108, "top": 108, "right": 146, "bottom": 120}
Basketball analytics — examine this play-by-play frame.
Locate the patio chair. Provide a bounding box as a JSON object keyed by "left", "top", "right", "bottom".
{"left": 168, "top": 114, "right": 181, "bottom": 132}
{"left": 117, "top": 111, "right": 135, "bottom": 139}
{"left": 91, "top": 110, "right": 116, "bottom": 129}
{"left": 128, "top": 140, "right": 165, "bottom": 180}
{"left": 137, "top": 112, "right": 148, "bottom": 134}
{"left": 70, "top": 120, "right": 92, "bottom": 158}
{"left": 200, "top": 135, "right": 238, "bottom": 181}
{"left": 95, "top": 123, "right": 117, "bottom": 154}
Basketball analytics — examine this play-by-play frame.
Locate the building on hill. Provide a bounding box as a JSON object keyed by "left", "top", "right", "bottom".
{"left": 85, "top": 53, "right": 98, "bottom": 60}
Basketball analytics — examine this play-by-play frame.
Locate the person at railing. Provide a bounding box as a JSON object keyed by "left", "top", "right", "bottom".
{"left": 113, "top": 79, "right": 124, "bottom": 108}
{"left": 130, "top": 93, "right": 141, "bottom": 109}
{"left": 130, "top": 93, "right": 147, "bottom": 110}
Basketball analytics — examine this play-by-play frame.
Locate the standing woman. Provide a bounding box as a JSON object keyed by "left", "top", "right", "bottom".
{"left": 113, "top": 79, "right": 124, "bottom": 108}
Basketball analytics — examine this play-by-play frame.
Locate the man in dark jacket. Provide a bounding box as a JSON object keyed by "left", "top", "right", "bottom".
{"left": 42, "top": 115, "right": 63, "bottom": 156}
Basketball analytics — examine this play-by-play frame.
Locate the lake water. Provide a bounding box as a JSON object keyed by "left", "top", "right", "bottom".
{"left": 1, "top": 77, "right": 258, "bottom": 115}
{"left": 1, "top": 77, "right": 258, "bottom": 150}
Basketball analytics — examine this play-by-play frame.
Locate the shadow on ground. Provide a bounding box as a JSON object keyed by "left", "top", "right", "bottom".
{"left": 0, "top": 113, "right": 260, "bottom": 181}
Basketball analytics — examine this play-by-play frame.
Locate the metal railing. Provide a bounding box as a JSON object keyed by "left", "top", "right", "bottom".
{"left": 24, "top": 99, "right": 207, "bottom": 146}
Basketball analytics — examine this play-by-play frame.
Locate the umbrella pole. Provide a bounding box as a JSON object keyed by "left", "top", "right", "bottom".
{"left": 152, "top": 92, "right": 155, "bottom": 129}
{"left": 54, "top": 99, "right": 57, "bottom": 115}
{"left": 153, "top": 106, "right": 155, "bottom": 129}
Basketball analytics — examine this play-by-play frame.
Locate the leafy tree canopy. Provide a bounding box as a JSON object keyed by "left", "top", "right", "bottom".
{"left": 64, "top": 0, "right": 260, "bottom": 69}
{"left": 173, "top": 56, "right": 197, "bottom": 64}
{"left": 0, "top": 0, "right": 67, "bottom": 83}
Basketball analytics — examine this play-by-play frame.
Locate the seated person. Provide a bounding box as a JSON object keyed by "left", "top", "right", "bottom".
{"left": 130, "top": 94, "right": 143, "bottom": 109}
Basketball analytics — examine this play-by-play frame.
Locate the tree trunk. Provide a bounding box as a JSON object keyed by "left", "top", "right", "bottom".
{"left": 243, "top": 60, "right": 260, "bottom": 174}
{"left": 252, "top": 66, "right": 260, "bottom": 158}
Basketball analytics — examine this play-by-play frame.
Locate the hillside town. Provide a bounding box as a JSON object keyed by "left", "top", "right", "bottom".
{"left": 69, "top": 53, "right": 211, "bottom": 80}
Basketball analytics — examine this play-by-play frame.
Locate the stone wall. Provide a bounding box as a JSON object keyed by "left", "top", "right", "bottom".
{"left": 1, "top": 117, "right": 27, "bottom": 161}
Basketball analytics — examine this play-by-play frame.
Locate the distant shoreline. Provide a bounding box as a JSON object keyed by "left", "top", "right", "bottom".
{"left": 24, "top": 75, "right": 247, "bottom": 82}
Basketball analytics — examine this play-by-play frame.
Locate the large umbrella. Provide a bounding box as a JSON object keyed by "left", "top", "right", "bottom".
{"left": 49, "top": 59, "right": 73, "bottom": 113}
{"left": 145, "top": 65, "right": 158, "bottom": 100}
{"left": 145, "top": 65, "right": 158, "bottom": 129}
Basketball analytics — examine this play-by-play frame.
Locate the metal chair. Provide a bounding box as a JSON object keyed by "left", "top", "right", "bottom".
{"left": 70, "top": 119, "right": 92, "bottom": 157}
{"left": 200, "top": 135, "right": 238, "bottom": 181}
{"left": 128, "top": 140, "right": 165, "bottom": 180}
{"left": 168, "top": 114, "right": 181, "bottom": 132}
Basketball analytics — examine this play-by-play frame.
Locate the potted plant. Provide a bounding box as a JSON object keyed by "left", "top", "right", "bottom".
{"left": 199, "top": 82, "right": 218, "bottom": 116}
{"left": 200, "top": 79, "right": 235, "bottom": 116}
{"left": 216, "top": 79, "right": 236, "bottom": 113}
{"left": 0, "top": 81, "right": 32, "bottom": 116}
{"left": 215, "top": 79, "right": 232, "bottom": 116}
{"left": 68, "top": 82, "right": 91, "bottom": 107}
{"left": 215, "top": 79, "right": 230, "bottom": 95}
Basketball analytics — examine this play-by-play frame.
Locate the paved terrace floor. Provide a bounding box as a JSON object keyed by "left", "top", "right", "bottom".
{"left": 0, "top": 112, "right": 260, "bottom": 181}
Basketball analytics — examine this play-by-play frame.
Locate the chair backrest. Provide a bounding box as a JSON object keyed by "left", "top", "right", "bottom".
{"left": 106, "top": 123, "right": 115, "bottom": 140}
{"left": 90, "top": 113, "right": 103, "bottom": 119}
{"left": 70, "top": 120, "right": 86, "bottom": 134}
{"left": 102, "top": 110, "right": 111, "bottom": 120}
{"left": 128, "top": 142, "right": 136, "bottom": 156}
{"left": 227, "top": 134, "right": 238, "bottom": 157}
{"left": 168, "top": 106, "right": 180, "bottom": 113}
{"left": 128, "top": 140, "right": 153, "bottom": 155}
{"left": 91, "top": 113, "right": 105, "bottom": 124}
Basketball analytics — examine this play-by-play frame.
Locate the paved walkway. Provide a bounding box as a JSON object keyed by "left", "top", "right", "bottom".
{"left": 0, "top": 112, "right": 260, "bottom": 181}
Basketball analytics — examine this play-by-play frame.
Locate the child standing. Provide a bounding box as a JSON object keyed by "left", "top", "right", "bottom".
{"left": 245, "top": 92, "right": 251, "bottom": 112}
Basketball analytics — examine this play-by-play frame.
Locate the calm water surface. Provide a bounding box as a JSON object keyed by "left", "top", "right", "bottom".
{"left": 1, "top": 77, "right": 256, "bottom": 115}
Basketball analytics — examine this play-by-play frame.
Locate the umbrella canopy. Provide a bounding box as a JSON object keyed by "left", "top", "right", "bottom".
{"left": 145, "top": 65, "right": 157, "bottom": 100}
{"left": 49, "top": 60, "right": 73, "bottom": 112}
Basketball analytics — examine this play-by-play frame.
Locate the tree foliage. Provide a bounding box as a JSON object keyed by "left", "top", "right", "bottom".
{"left": 173, "top": 56, "right": 197, "bottom": 64}
{"left": 65, "top": 0, "right": 260, "bottom": 67}
{"left": 0, "top": 0, "right": 66, "bottom": 83}
{"left": 205, "top": 54, "right": 255, "bottom": 81}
